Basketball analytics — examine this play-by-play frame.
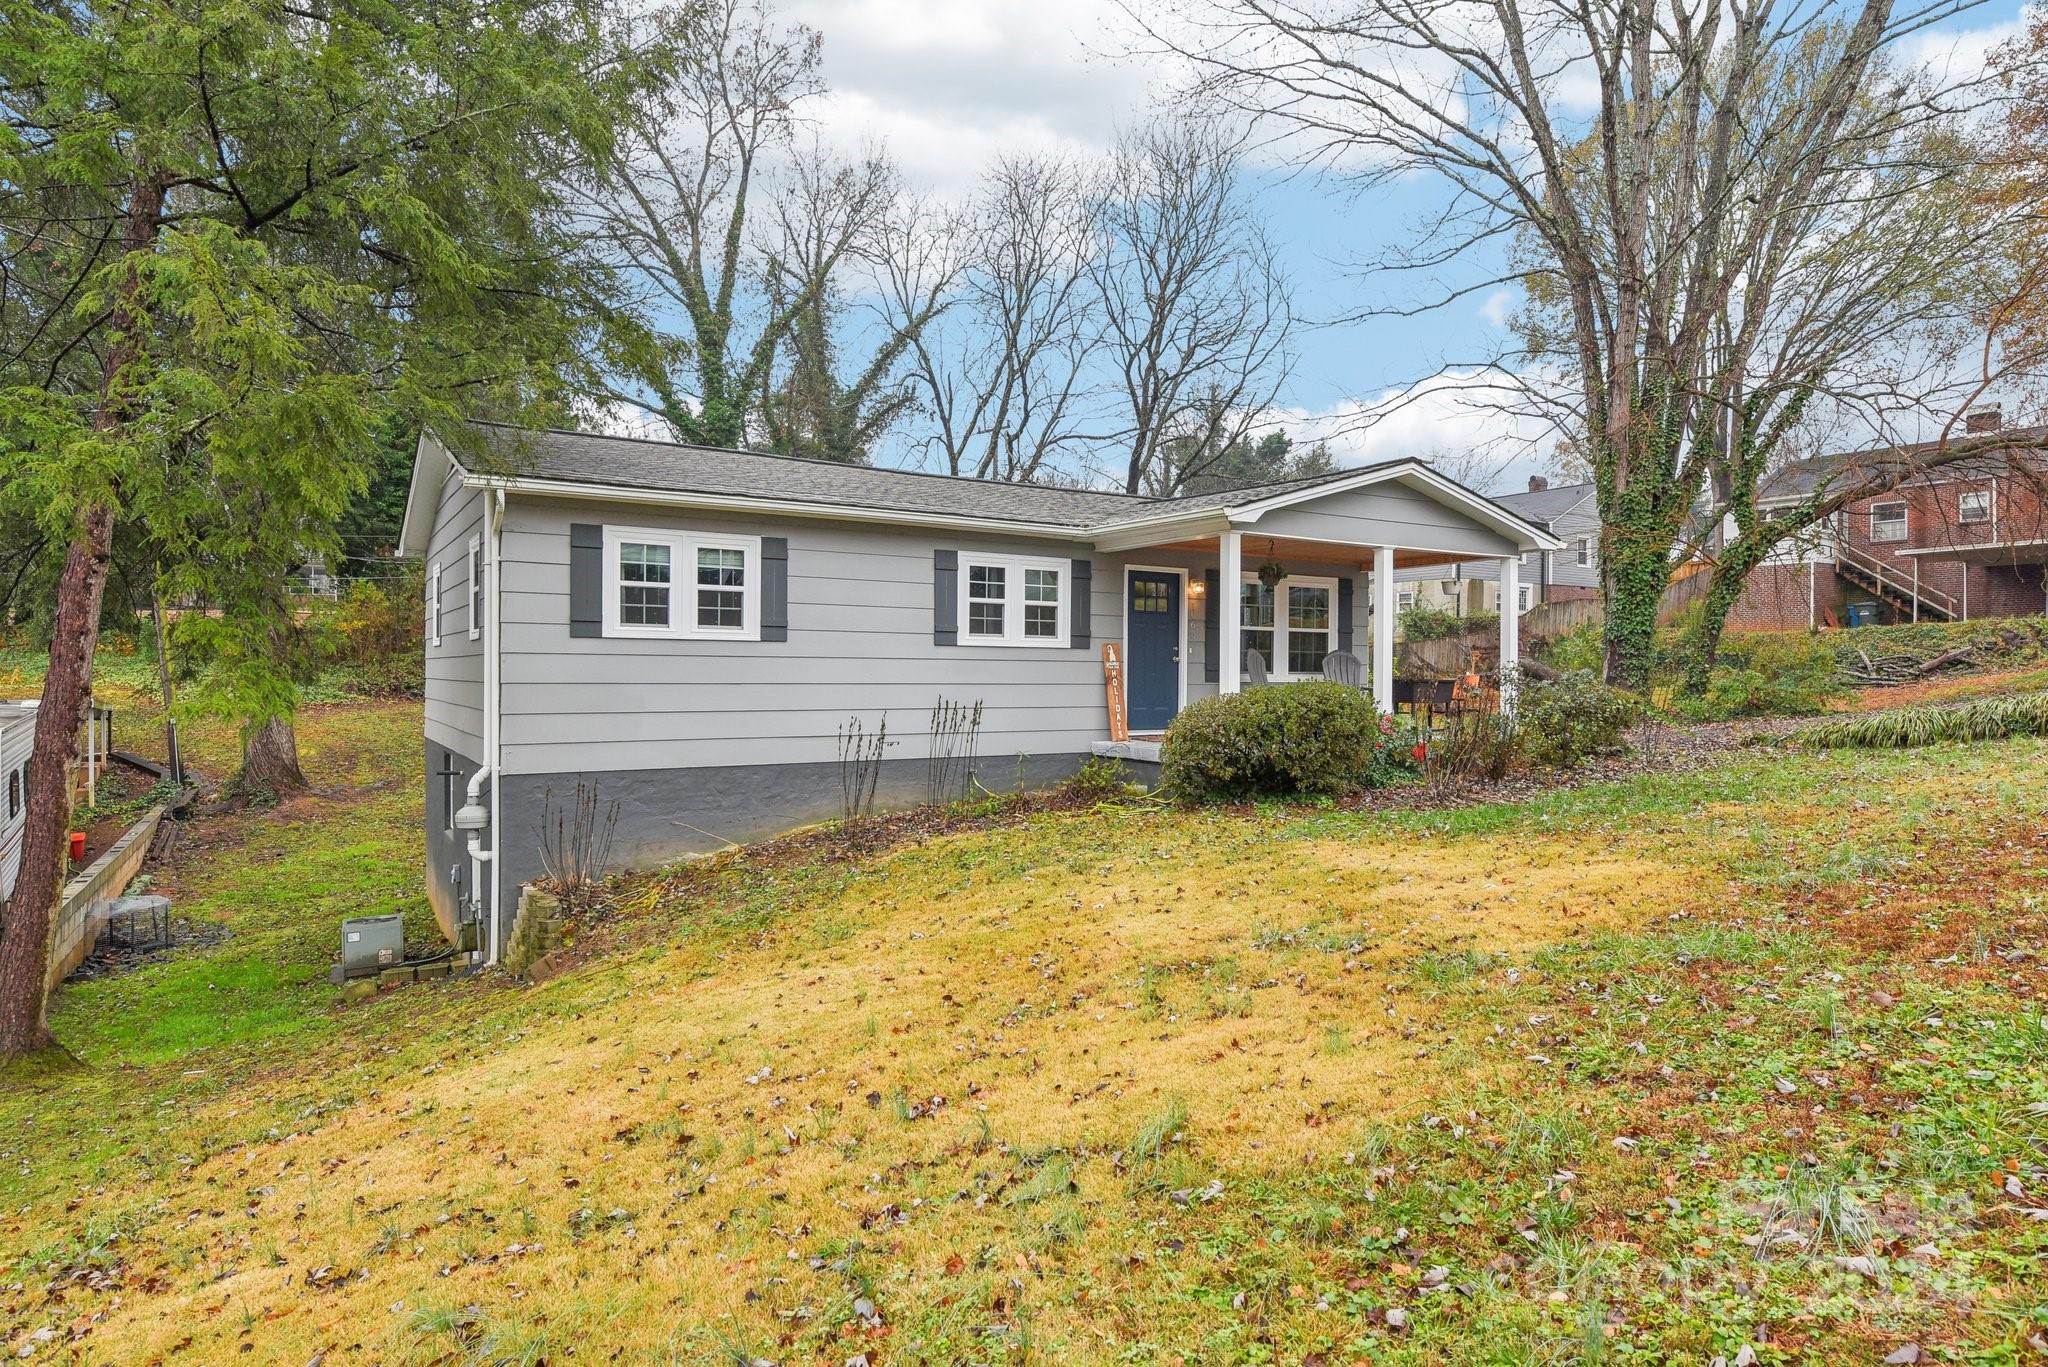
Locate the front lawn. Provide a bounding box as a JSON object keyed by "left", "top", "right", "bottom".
{"left": 0, "top": 701, "right": 2043, "bottom": 1364}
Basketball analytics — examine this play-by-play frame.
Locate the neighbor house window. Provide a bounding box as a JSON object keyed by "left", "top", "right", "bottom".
{"left": 1574, "top": 537, "right": 1593, "bottom": 567}
{"left": 426, "top": 562, "right": 441, "bottom": 647}
{"left": 1958, "top": 489, "right": 1991, "bottom": 525}
{"left": 959, "top": 554, "right": 1067, "bottom": 646}
{"left": 1241, "top": 573, "right": 1337, "bottom": 678}
{"left": 1517, "top": 583, "right": 1533, "bottom": 612}
{"left": 467, "top": 535, "right": 484, "bottom": 641}
{"left": 1870, "top": 502, "right": 1909, "bottom": 543}
{"left": 602, "top": 526, "right": 761, "bottom": 639}
{"left": 1397, "top": 589, "right": 1416, "bottom": 611}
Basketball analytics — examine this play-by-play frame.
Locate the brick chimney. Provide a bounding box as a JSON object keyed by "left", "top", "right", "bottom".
{"left": 1527, "top": 475, "right": 1549, "bottom": 492}
{"left": 1965, "top": 405, "right": 2003, "bottom": 434}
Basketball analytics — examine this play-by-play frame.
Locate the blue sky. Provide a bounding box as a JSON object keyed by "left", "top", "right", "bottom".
{"left": 774, "top": 0, "right": 2033, "bottom": 492}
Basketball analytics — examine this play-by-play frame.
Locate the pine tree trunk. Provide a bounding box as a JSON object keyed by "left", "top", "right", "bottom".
{"left": 0, "top": 173, "right": 164, "bottom": 1058}
{"left": 238, "top": 716, "right": 308, "bottom": 798}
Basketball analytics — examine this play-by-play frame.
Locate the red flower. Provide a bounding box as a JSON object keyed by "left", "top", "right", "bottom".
{"left": 1411, "top": 742, "right": 1428, "bottom": 762}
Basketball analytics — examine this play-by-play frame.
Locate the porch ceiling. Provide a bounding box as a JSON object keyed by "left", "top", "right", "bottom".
{"left": 1138, "top": 534, "right": 1488, "bottom": 572}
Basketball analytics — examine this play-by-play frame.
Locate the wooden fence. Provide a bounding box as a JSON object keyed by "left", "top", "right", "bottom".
{"left": 1397, "top": 574, "right": 1708, "bottom": 679}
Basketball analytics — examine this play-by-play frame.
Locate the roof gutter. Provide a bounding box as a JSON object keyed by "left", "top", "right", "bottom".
{"left": 461, "top": 473, "right": 1099, "bottom": 541}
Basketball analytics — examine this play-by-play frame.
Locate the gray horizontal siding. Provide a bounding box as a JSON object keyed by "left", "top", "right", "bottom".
{"left": 498, "top": 499, "right": 1116, "bottom": 776}
{"left": 423, "top": 464, "right": 485, "bottom": 757}
{"left": 1253, "top": 481, "right": 1521, "bottom": 557}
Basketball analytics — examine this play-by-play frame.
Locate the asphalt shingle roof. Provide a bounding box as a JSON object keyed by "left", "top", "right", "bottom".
{"left": 1492, "top": 481, "right": 1593, "bottom": 526}
{"left": 464, "top": 423, "right": 1426, "bottom": 531}
{"left": 1760, "top": 428, "right": 2048, "bottom": 503}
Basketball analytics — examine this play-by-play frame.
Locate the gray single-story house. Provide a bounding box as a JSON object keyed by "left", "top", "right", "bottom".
{"left": 397, "top": 423, "right": 1558, "bottom": 961}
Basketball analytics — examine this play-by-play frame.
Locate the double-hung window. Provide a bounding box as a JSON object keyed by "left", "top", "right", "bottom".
{"left": 426, "top": 562, "right": 441, "bottom": 647}
{"left": 1240, "top": 573, "right": 1337, "bottom": 678}
{"left": 467, "top": 535, "right": 484, "bottom": 641}
{"left": 1958, "top": 489, "right": 1992, "bottom": 525}
{"left": 1574, "top": 537, "right": 1593, "bottom": 567}
{"left": 603, "top": 525, "right": 762, "bottom": 640}
{"left": 1870, "top": 501, "right": 1909, "bottom": 543}
{"left": 960, "top": 553, "right": 1067, "bottom": 646}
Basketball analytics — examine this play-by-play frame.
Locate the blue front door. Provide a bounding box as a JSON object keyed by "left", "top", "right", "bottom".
{"left": 1126, "top": 571, "right": 1181, "bottom": 733}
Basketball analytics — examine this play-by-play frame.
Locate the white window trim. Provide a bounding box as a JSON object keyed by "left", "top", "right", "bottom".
{"left": 957, "top": 551, "right": 1071, "bottom": 648}
{"left": 1870, "top": 501, "right": 1909, "bottom": 543}
{"left": 1574, "top": 537, "right": 1593, "bottom": 567}
{"left": 1516, "top": 583, "right": 1533, "bottom": 612}
{"left": 1958, "top": 488, "right": 1993, "bottom": 525}
{"left": 1239, "top": 572, "right": 1339, "bottom": 681}
{"left": 466, "top": 534, "right": 483, "bottom": 642}
{"left": 426, "top": 562, "right": 441, "bottom": 647}
{"left": 601, "top": 524, "right": 762, "bottom": 641}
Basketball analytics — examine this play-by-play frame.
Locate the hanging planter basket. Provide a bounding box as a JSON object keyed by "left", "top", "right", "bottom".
{"left": 1256, "top": 545, "right": 1288, "bottom": 590}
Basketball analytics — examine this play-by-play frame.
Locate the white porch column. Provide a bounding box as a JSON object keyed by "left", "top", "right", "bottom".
{"left": 1371, "top": 545, "right": 1395, "bottom": 714}
{"left": 1218, "top": 528, "right": 1243, "bottom": 695}
{"left": 1498, "top": 555, "right": 1521, "bottom": 715}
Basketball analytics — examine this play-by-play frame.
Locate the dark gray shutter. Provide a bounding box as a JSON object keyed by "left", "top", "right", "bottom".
{"left": 1069, "top": 558, "right": 1092, "bottom": 649}
{"left": 1202, "top": 568, "right": 1220, "bottom": 682}
{"left": 569, "top": 523, "right": 603, "bottom": 638}
{"left": 933, "top": 549, "right": 958, "bottom": 646}
{"left": 1337, "top": 576, "right": 1355, "bottom": 653}
{"left": 761, "top": 537, "right": 788, "bottom": 642}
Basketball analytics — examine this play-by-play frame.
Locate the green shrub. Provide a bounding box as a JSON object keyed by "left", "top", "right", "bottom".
{"left": 1546, "top": 622, "right": 1605, "bottom": 675}
{"left": 1677, "top": 631, "right": 1844, "bottom": 719}
{"left": 1788, "top": 693, "right": 2048, "bottom": 750}
{"left": 1516, "top": 670, "right": 1640, "bottom": 767}
{"left": 1163, "top": 682, "right": 1391, "bottom": 801}
{"left": 311, "top": 567, "right": 425, "bottom": 695}
{"left": 1061, "top": 755, "right": 1133, "bottom": 801}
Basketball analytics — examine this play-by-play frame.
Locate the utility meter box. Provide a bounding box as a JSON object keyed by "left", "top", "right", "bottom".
{"left": 337, "top": 913, "right": 405, "bottom": 980}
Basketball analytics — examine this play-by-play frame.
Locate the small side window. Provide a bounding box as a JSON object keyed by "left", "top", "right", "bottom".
{"left": 7, "top": 769, "right": 17, "bottom": 819}
{"left": 467, "top": 535, "right": 484, "bottom": 641}
{"left": 1958, "top": 490, "right": 1991, "bottom": 525}
{"left": 427, "top": 562, "right": 442, "bottom": 646}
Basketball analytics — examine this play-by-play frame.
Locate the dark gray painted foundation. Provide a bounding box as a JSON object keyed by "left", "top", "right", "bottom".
{"left": 422, "top": 739, "right": 485, "bottom": 942}
{"left": 481, "top": 752, "right": 1091, "bottom": 949}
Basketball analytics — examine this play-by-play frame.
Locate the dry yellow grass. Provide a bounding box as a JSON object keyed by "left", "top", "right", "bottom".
{"left": 43, "top": 808, "right": 1706, "bottom": 1365}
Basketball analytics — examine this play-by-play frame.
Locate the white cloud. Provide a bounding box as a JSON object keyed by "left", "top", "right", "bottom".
{"left": 1894, "top": 13, "right": 2024, "bottom": 86}
{"left": 1281, "top": 370, "right": 1568, "bottom": 494}
{"left": 783, "top": 0, "right": 1159, "bottom": 188}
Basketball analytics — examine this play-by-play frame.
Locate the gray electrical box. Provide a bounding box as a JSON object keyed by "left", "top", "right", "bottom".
{"left": 336, "top": 913, "right": 405, "bottom": 981}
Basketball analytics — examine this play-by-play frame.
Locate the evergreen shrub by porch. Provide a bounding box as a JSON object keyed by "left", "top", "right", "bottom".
{"left": 1515, "top": 670, "right": 1640, "bottom": 767}
{"left": 1162, "top": 681, "right": 1392, "bottom": 801}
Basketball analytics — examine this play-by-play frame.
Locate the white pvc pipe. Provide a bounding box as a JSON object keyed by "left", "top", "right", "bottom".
{"left": 485, "top": 490, "right": 505, "bottom": 964}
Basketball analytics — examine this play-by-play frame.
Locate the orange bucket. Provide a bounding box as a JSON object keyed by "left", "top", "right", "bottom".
{"left": 68, "top": 832, "right": 86, "bottom": 863}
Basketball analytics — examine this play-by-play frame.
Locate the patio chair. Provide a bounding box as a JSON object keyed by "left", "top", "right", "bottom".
{"left": 1244, "top": 648, "right": 1270, "bottom": 686}
{"left": 1319, "top": 650, "right": 1365, "bottom": 689}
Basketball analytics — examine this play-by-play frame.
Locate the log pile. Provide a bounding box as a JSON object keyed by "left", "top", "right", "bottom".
{"left": 1839, "top": 622, "right": 2048, "bottom": 686}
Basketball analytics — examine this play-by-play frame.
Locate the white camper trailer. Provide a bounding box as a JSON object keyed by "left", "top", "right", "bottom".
{"left": 0, "top": 703, "right": 35, "bottom": 903}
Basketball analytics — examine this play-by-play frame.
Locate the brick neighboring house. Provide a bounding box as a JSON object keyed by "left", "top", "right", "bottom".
{"left": 1727, "top": 409, "right": 2048, "bottom": 630}
{"left": 1396, "top": 476, "right": 1604, "bottom": 616}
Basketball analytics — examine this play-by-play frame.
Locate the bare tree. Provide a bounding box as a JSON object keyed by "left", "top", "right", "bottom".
{"left": 1092, "top": 117, "right": 1297, "bottom": 494}
{"left": 754, "top": 143, "right": 939, "bottom": 461}
{"left": 885, "top": 155, "right": 1103, "bottom": 481}
{"left": 1139, "top": 0, "right": 2034, "bottom": 687}
{"left": 583, "top": 0, "right": 926, "bottom": 455}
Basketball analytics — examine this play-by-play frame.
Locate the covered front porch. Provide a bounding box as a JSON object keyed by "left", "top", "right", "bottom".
{"left": 1085, "top": 460, "right": 1561, "bottom": 758}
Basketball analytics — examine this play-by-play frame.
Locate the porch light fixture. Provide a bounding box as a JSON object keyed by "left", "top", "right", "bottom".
{"left": 1256, "top": 540, "right": 1288, "bottom": 591}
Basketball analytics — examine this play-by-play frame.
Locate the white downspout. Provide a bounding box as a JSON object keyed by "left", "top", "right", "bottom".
{"left": 457, "top": 490, "right": 505, "bottom": 965}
